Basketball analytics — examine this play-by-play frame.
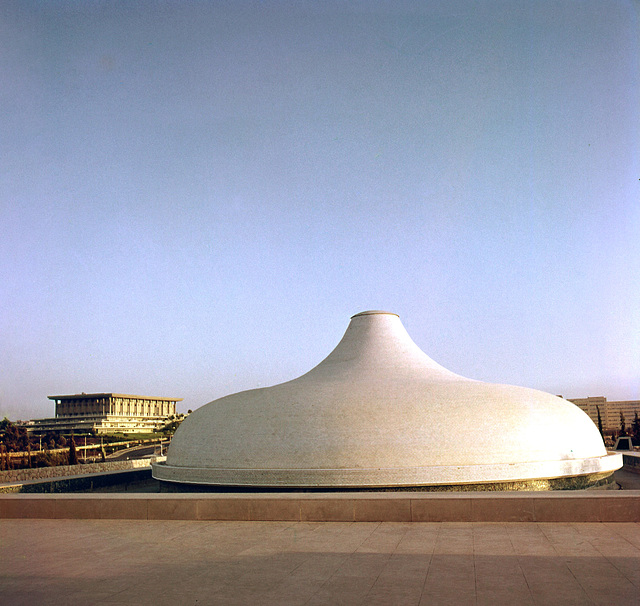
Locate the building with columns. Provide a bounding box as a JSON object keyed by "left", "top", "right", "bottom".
{"left": 29, "top": 393, "right": 182, "bottom": 435}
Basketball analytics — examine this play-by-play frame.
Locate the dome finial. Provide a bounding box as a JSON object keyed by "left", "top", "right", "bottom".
{"left": 350, "top": 310, "right": 399, "bottom": 319}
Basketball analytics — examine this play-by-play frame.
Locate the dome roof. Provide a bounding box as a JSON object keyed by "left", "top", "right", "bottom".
{"left": 153, "top": 311, "right": 621, "bottom": 488}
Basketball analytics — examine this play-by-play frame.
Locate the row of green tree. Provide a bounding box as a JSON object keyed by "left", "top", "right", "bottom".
{"left": 595, "top": 408, "right": 640, "bottom": 445}
{"left": 0, "top": 414, "right": 184, "bottom": 471}
{"left": 0, "top": 418, "right": 81, "bottom": 470}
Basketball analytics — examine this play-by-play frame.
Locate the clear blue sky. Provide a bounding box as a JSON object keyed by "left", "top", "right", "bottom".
{"left": 1, "top": 1, "right": 639, "bottom": 420}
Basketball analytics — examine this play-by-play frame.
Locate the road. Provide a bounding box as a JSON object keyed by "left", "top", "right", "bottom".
{"left": 106, "top": 443, "right": 169, "bottom": 461}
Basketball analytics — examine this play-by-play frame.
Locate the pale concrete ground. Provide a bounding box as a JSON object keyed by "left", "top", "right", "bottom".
{"left": 1, "top": 520, "right": 639, "bottom": 605}
{"left": 614, "top": 466, "right": 640, "bottom": 490}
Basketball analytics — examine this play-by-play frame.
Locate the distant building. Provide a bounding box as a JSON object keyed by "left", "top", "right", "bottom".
{"left": 29, "top": 393, "right": 182, "bottom": 435}
{"left": 568, "top": 396, "right": 640, "bottom": 432}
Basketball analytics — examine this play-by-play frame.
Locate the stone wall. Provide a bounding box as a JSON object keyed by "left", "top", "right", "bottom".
{"left": 1, "top": 491, "right": 640, "bottom": 522}
{"left": 622, "top": 452, "right": 640, "bottom": 473}
{"left": 0, "top": 459, "right": 153, "bottom": 485}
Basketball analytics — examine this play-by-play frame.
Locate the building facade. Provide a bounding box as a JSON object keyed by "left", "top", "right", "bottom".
{"left": 568, "top": 396, "right": 640, "bottom": 432}
{"left": 29, "top": 393, "right": 182, "bottom": 435}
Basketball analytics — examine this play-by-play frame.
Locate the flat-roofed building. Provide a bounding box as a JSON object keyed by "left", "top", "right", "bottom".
{"left": 29, "top": 393, "right": 182, "bottom": 435}
{"left": 568, "top": 396, "right": 640, "bottom": 432}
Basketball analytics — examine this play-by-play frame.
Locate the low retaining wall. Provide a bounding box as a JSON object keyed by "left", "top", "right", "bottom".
{"left": 1, "top": 491, "right": 639, "bottom": 522}
{"left": 0, "top": 468, "right": 154, "bottom": 494}
{"left": 622, "top": 452, "right": 640, "bottom": 473}
{"left": 0, "top": 459, "right": 154, "bottom": 485}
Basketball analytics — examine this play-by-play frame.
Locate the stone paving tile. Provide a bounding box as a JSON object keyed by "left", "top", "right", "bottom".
{"left": 528, "top": 585, "right": 591, "bottom": 606}
{"left": 420, "top": 553, "right": 476, "bottom": 605}
{"left": 255, "top": 583, "right": 325, "bottom": 606}
{"left": 476, "top": 586, "right": 534, "bottom": 606}
{"left": 434, "top": 522, "right": 474, "bottom": 551}
{"left": 526, "top": 522, "right": 640, "bottom": 606}
{"left": 336, "top": 551, "right": 391, "bottom": 578}
{"left": 419, "top": 585, "right": 477, "bottom": 606}
{"left": 376, "top": 552, "right": 432, "bottom": 578}
{"left": 576, "top": 521, "right": 640, "bottom": 583}
{"left": 305, "top": 574, "right": 380, "bottom": 606}
{"left": 471, "top": 524, "right": 534, "bottom": 604}
{"left": 609, "top": 521, "right": 640, "bottom": 549}
{"left": 394, "top": 522, "right": 439, "bottom": 554}
{"left": 285, "top": 552, "right": 349, "bottom": 581}
{"left": 507, "top": 522, "right": 565, "bottom": 556}
{"left": 365, "top": 579, "right": 426, "bottom": 606}
{"left": 563, "top": 559, "right": 639, "bottom": 605}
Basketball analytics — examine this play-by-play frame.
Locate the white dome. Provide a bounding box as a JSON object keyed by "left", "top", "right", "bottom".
{"left": 153, "top": 311, "right": 621, "bottom": 488}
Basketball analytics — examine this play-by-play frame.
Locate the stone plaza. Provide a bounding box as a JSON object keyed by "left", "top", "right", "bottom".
{"left": 1, "top": 518, "right": 639, "bottom": 605}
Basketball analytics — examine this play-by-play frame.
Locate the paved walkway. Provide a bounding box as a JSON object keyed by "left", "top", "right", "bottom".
{"left": 1, "top": 520, "right": 639, "bottom": 605}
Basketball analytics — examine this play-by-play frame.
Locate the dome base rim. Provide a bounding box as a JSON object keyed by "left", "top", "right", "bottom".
{"left": 152, "top": 453, "right": 622, "bottom": 488}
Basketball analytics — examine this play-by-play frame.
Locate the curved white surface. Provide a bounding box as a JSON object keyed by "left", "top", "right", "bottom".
{"left": 154, "top": 311, "right": 621, "bottom": 487}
